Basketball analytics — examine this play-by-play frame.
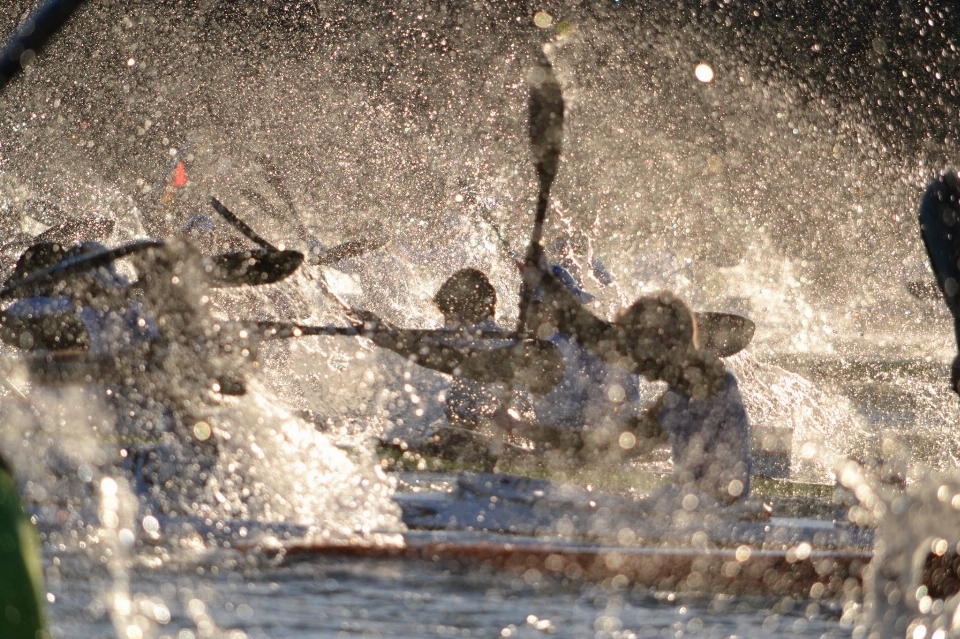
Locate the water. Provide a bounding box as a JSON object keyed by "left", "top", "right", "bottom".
{"left": 47, "top": 544, "right": 853, "bottom": 639}
{"left": 2, "top": 0, "right": 960, "bottom": 637}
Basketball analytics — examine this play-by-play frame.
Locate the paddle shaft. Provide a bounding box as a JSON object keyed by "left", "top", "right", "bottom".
{"left": 252, "top": 321, "right": 518, "bottom": 342}
{"left": 517, "top": 56, "right": 564, "bottom": 337}
{"left": 209, "top": 197, "right": 277, "bottom": 251}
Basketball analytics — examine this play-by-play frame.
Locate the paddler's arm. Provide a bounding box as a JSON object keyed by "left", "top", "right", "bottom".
{"left": 526, "top": 264, "right": 622, "bottom": 361}
{"left": 349, "top": 308, "right": 440, "bottom": 361}
{"left": 622, "top": 398, "right": 670, "bottom": 459}
{"left": 351, "top": 309, "right": 563, "bottom": 395}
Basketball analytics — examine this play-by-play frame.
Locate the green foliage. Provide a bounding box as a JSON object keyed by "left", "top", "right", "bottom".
{"left": 0, "top": 463, "right": 46, "bottom": 639}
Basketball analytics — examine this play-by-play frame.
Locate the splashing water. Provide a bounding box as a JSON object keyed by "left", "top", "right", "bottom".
{"left": 3, "top": 1, "right": 960, "bottom": 637}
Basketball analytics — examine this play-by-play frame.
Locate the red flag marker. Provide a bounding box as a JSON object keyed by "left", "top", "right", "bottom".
{"left": 172, "top": 161, "right": 187, "bottom": 187}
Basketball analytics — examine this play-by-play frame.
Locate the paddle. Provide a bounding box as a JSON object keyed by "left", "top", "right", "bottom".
{"left": 208, "top": 248, "right": 304, "bottom": 287}
{"left": 249, "top": 321, "right": 511, "bottom": 340}
{"left": 0, "top": 238, "right": 304, "bottom": 303}
{"left": 517, "top": 54, "right": 564, "bottom": 336}
{"left": 210, "top": 197, "right": 360, "bottom": 313}
{"left": 209, "top": 197, "right": 277, "bottom": 250}
{"left": 917, "top": 170, "right": 960, "bottom": 392}
{"left": 695, "top": 312, "right": 755, "bottom": 358}
{"left": 246, "top": 319, "right": 563, "bottom": 395}
{"left": 213, "top": 195, "right": 373, "bottom": 270}
{"left": 0, "top": 240, "right": 163, "bottom": 301}
{"left": 0, "top": 0, "right": 87, "bottom": 91}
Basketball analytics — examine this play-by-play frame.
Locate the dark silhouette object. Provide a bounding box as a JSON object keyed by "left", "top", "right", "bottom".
{"left": 0, "top": 0, "right": 87, "bottom": 91}
{"left": 917, "top": 170, "right": 960, "bottom": 396}
{"left": 518, "top": 55, "right": 564, "bottom": 336}
{"left": 433, "top": 268, "right": 496, "bottom": 326}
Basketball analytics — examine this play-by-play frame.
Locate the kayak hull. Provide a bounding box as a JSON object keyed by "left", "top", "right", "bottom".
{"left": 281, "top": 529, "right": 870, "bottom": 598}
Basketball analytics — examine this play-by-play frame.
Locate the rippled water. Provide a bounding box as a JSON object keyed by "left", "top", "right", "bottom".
{"left": 50, "top": 551, "right": 852, "bottom": 639}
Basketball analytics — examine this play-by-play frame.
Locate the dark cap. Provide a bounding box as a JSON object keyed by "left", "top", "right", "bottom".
{"left": 434, "top": 268, "right": 496, "bottom": 325}
{"left": 616, "top": 291, "right": 699, "bottom": 382}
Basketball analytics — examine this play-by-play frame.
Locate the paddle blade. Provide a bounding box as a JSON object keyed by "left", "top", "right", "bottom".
{"left": 209, "top": 249, "right": 304, "bottom": 287}
{"left": 518, "top": 55, "right": 565, "bottom": 335}
{"left": 33, "top": 215, "right": 115, "bottom": 245}
{"left": 918, "top": 171, "right": 960, "bottom": 316}
{"left": 314, "top": 237, "right": 387, "bottom": 266}
{"left": 695, "top": 311, "right": 755, "bottom": 358}
{"left": 528, "top": 56, "right": 564, "bottom": 185}
{"left": 0, "top": 240, "right": 162, "bottom": 301}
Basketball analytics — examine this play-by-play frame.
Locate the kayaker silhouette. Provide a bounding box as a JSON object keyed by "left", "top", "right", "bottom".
{"left": 358, "top": 263, "right": 751, "bottom": 503}
{"left": 350, "top": 268, "right": 566, "bottom": 466}
{"left": 426, "top": 265, "right": 649, "bottom": 459}
{"left": 525, "top": 258, "right": 752, "bottom": 504}
{"left": 918, "top": 170, "right": 960, "bottom": 396}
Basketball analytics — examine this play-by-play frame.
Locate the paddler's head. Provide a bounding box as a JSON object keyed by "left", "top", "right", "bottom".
{"left": 616, "top": 291, "right": 699, "bottom": 384}
{"left": 434, "top": 268, "right": 496, "bottom": 327}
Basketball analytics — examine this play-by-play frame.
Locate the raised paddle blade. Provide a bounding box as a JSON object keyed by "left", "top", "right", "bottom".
{"left": 917, "top": 170, "right": 960, "bottom": 393}
{"left": 528, "top": 55, "right": 564, "bottom": 192}
{"left": 918, "top": 171, "right": 960, "bottom": 316}
{"left": 694, "top": 312, "right": 755, "bottom": 358}
{"left": 208, "top": 249, "right": 304, "bottom": 287}
{"left": 519, "top": 54, "right": 565, "bottom": 335}
{"left": 314, "top": 237, "right": 387, "bottom": 266}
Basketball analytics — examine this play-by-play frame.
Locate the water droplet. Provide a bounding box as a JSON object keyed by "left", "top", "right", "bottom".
{"left": 695, "top": 63, "right": 715, "bottom": 83}
{"left": 142, "top": 515, "right": 159, "bottom": 534}
{"left": 193, "top": 421, "right": 212, "bottom": 441}
{"left": 100, "top": 477, "right": 118, "bottom": 497}
{"left": 533, "top": 11, "right": 553, "bottom": 28}
{"left": 682, "top": 493, "right": 700, "bottom": 511}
